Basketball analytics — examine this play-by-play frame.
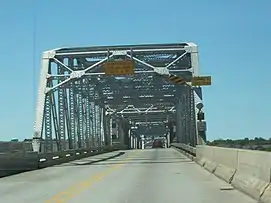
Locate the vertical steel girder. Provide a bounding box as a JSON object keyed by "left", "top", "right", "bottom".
{"left": 175, "top": 86, "right": 198, "bottom": 146}
{"left": 103, "top": 115, "right": 111, "bottom": 146}
{"left": 32, "top": 42, "right": 206, "bottom": 152}
{"left": 33, "top": 56, "right": 106, "bottom": 153}
{"left": 174, "top": 43, "right": 202, "bottom": 146}
{"left": 57, "top": 59, "right": 66, "bottom": 150}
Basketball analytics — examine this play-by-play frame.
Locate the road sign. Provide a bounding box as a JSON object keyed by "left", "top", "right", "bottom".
{"left": 168, "top": 75, "right": 186, "bottom": 85}
{"left": 191, "top": 76, "right": 211, "bottom": 86}
{"left": 104, "top": 60, "right": 135, "bottom": 75}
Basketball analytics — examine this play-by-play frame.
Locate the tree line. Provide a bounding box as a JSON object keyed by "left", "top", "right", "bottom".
{"left": 207, "top": 137, "right": 271, "bottom": 151}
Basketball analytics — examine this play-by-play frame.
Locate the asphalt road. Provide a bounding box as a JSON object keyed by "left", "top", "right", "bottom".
{"left": 0, "top": 148, "right": 256, "bottom": 203}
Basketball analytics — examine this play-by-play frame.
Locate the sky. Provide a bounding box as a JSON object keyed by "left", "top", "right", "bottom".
{"left": 0, "top": 0, "right": 270, "bottom": 141}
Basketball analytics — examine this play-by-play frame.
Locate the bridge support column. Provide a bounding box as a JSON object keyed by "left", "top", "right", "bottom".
{"left": 111, "top": 119, "right": 117, "bottom": 143}
{"left": 194, "top": 87, "right": 207, "bottom": 145}
{"left": 137, "top": 136, "right": 141, "bottom": 149}
{"left": 167, "top": 121, "right": 175, "bottom": 145}
{"left": 190, "top": 45, "right": 208, "bottom": 144}
{"left": 75, "top": 88, "right": 85, "bottom": 149}
{"left": 103, "top": 114, "right": 112, "bottom": 146}
{"left": 128, "top": 129, "right": 131, "bottom": 149}
{"left": 137, "top": 137, "right": 141, "bottom": 149}
{"left": 130, "top": 133, "right": 137, "bottom": 149}
{"left": 130, "top": 135, "right": 133, "bottom": 148}
{"left": 166, "top": 131, "right": 170, "bottom": 148}
{"left": 141, "top": 135, "right": 145, "bottom": 149}
{"left": 133, "top": 136, "right": 137, "bottom": 149}
{"left": 121, "top": 118, "right": 130, "bottom": 147}
{"left": 100, "top": 106, "right": 105, "bottom": 146}
{"left": 32, "top": 51, "right": 52, "bottom": 153}
{"left": 84, "top": 96, "right": 91, "bottom": 149}
{"left": 56, "top": 58, "right": 68, "bottom": 151}
{"left": 79, "top": 93, "right": 86, "bottom": 149}
{"left": 109, "top": 117, "right": 113, "bottom": 145}
{"left": 95, "top": 104, "right": 102, "bottom": 147}
{"left": 90, "top": 102, "right": 96, "bottom": 147}
{"left": 117, "top": 119, "right": 124, "bottom": 145}
{"left": 176, "top": 86, "right": 197, "bottom": 146}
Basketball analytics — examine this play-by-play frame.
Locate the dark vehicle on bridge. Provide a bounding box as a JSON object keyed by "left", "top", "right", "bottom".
{"left": 152, "top": 139, "right": 164, "bottom": 148}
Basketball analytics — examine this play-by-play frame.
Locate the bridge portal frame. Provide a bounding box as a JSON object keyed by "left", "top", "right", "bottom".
{"left": 32, "top": 42, "right": 204, "bottom": 152}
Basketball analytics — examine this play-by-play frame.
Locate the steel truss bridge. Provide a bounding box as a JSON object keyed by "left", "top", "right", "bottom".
{"left": 1, "top": 42, "right": 266, "bottom": 203}
{"left": 32, "top": 42, "right": 209, "bottom": 153}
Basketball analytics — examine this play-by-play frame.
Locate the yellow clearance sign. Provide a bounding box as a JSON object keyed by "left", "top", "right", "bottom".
{"left": 168, "top": 75, "right": 186, "bottom": 85}
{"left": 104, "top": 60, "right": 135, "bottom": 75}
{"left": 191, "top": 76, "right": 212, "bottom": 86}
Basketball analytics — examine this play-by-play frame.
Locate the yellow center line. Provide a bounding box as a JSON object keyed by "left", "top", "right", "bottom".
{"left": 45, "top": 150, "right": 139, "bottom": 203}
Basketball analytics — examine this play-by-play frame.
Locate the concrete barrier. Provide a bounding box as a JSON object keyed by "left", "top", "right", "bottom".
{"left": 37, "top": 149, "right": 91, "bottom": 168}
{"left": 37, "top": 145, "right": 125, "bottom": 168}
{"left": 195, "top": 145, "right": 213, "bottom": 168}
{"left": 231, "top": 149, "right": 271, "bottom": 201}
{"left": 200, "top": 147, "right": 217, "bottom": 173}
{"left": 195, "top": 145, "right": 271, "bottom": 203}
{"left": 260, "top": 184, "right": 271, "bottom": 203}
{"left": 213, "top": 147, "right": 238, "bottom": 183}
{"left": 196, "top": 146, "right": 239, "bottom": 182}
{"left": 0, "top": 152, "right": 38, "bottom": 177}
{"left": 0, "top": 144, "right": 127, "bottom": 178}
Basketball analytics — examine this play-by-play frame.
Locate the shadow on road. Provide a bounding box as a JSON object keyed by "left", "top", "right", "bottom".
{"left": 54, "top": 151, "right": 126, "bottom": 167}
{"left": 53, "top": 149, "right": 194, "bottom": 167}
{"left": 88, "top": 159, "right": 194, "bottom": 166}
{"left": 60, "top": 158, "right": 194, "bottom": 167}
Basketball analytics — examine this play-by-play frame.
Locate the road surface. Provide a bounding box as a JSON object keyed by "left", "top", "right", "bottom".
{"left": 0, "top": 148, "right": 256, "bottom": 203}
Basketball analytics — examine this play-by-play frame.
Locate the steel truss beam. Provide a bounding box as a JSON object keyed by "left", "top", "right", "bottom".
{"left": 104, "top": 97, "right": 176, "bottom": 106}
{"left": 103, "top": 90, "right": 176, "bottom": 96}
{"left": 103, "top": 96, "right": 176, "bottom": 106}
{"left": 135, "top": 125, "right": 166, "bottom": 136}
{"left": 123, "top": 111, "right": 175, "bottom": 123}
{"left": 135, "top": 121, "right": 165, "bottom": 125}
{"left": 33, "top": 42, "right": 202, "bottom": 152}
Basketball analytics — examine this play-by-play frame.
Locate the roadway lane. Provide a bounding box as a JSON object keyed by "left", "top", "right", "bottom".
{"left": 0, "top": 148, "right": 256, "bottom": 203}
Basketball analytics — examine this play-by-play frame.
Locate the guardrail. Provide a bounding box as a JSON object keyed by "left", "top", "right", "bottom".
{"left": 170, "top": 143, "right": 196, "bottom": 159}
{"left": 0, "top": 144, "right": 127, "bottom": 178}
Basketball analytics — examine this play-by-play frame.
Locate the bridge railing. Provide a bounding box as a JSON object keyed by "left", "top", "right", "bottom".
{"left": 170, "top": 143, "right": 196, "bottom": 158}
{"left": 0, "top": 144, "right": 128, "bottom": 178}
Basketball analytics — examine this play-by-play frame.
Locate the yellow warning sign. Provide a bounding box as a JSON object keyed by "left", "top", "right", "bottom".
{"left": 168, "top": 75, "right": 186, "bottom": 85}
{"left": 104, "top": 60, "right": 135, "bottom": 75}
{"left": 191, "top": 76, "right": 211, "bottom": 86}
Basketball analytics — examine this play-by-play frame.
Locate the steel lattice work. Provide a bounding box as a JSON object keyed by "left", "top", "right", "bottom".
{"left": 33, "top": 42, "right": 207, "bottom": 153}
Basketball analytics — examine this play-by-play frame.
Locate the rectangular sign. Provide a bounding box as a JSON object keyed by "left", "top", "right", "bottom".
{"left": 104, "top": 60, "right": 135, "bottom": 75}
{"left": 191, "top": 76, "right": 212, "bottom": 86}
{"left": 197, "top": 121, "right": 207, "bottom": 131}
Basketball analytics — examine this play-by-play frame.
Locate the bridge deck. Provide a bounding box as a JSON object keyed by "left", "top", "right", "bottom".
{"left": 0, "top": 149, "right": 256, "bottom": 203}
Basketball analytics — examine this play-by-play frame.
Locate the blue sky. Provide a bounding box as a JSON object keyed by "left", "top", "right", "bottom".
{"left": 0, "top": 0, "right": 270, "bottom": 141}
